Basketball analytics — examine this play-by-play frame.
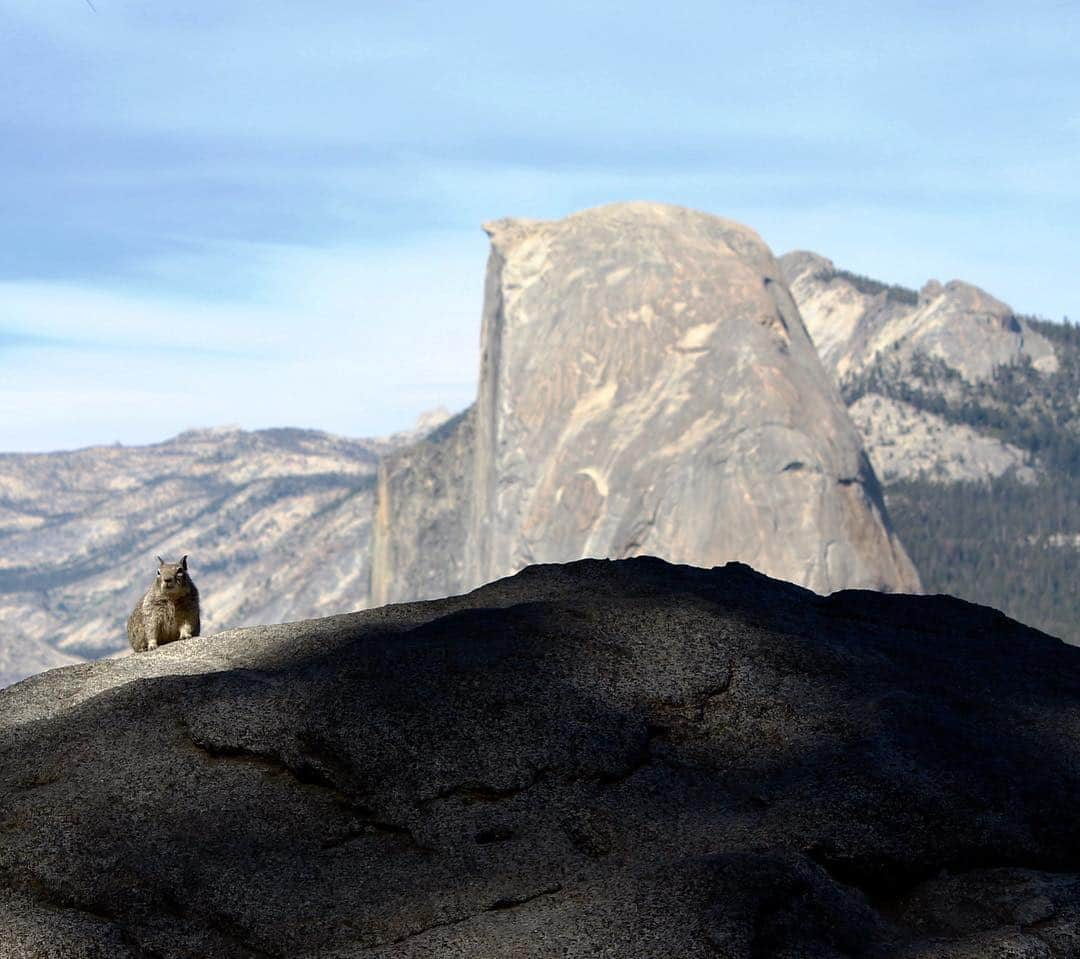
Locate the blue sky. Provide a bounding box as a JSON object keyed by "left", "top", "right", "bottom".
{"left": 1, "top": 1, "right": 1077, "bottom": 451}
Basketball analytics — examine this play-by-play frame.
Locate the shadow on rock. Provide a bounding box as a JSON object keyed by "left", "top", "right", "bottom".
{"left": 1, "top": 557, "right": 1078, "bottom": 957}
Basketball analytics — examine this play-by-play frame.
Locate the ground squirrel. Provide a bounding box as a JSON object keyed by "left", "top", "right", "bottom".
{"left": 127, "top": 555, "right": 201, "bottom": 652}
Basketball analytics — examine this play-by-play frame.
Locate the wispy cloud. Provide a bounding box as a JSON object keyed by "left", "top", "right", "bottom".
{"left": 0, "top": 232, "right": 485, "bottom": 451}
{"left": 0, "top": 330, "right": 56, "bottom": 351}
{"left": 0, "top": 324, "right": 248, "bottom": 360}
{"left": 2, "top": 0, "right": 1078, "bottom": 450}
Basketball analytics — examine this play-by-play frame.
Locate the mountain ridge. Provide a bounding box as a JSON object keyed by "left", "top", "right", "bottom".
{"left": 4, "top": 203, "right": 1077, "bottom": 686}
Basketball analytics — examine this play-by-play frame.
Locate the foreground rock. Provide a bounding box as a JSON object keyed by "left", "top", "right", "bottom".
{"left": 373, "top": 202, "right": 920, "bottom": 604}
{"left": 2, "top": 557, "right": 1078, "bottom": 957}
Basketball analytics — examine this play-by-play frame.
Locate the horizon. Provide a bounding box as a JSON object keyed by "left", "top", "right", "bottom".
{"left": 2, "top": 1, "right": 1077, "bottom": 453}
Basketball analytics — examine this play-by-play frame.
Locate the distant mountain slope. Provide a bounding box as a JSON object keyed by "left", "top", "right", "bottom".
{"left": 886, "top": 471, "right": 1080, "bottom": 642}
{"left": 781, "top": 252, "right": 1079, "bottom": 640}
{"left": 0, "top": 422, "right": 447, "bottom": 688}
{"left": 780, "top": 251, "right": 1058, "bottom": 384}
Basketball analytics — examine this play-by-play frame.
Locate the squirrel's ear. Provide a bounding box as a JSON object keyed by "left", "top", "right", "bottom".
{"left": 180, "top": 555, "right": 188, "bottom": 570}
{"left": 156, "top": 555, "right": 164, "bottom": 566}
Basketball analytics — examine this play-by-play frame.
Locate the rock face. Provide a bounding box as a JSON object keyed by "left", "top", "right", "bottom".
{"left": 2, "top": 557, "right": 1078, "bottom": 957}
{"left": 848, "top": 394, "right": 1036, "bottom": 485}
{"left": 0, "top": 423, "right": 440, "bottom": 689}
{"left": 373, "top": 203, "right": 920, "bottom": 603}
{"left": 371, "top": 409, "right": 476, "bottom": 610}
{"left": 780, "top": 250, "right": 1059, "bottom": 384}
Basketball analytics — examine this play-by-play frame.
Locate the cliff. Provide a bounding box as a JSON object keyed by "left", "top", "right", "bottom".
{"left": 371, "top": 408, "right": 475, "bottom": 607}
{"left": 373, "top": 202, "right": 920, "bottom": 602}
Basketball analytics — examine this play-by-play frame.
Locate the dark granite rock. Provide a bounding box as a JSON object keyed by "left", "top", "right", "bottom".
{"left": 1, "top": 557, "right": 1077, "bottom": 956}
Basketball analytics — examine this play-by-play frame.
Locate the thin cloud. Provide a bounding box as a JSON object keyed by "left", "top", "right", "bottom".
{"left": 0, "top": 233, "right": 484, "bottom": 451}
{"left": 0, "top": 330, "right": 56, "bottom": 351}
{"left": 0, "top": 325, "right": 248, "bottom": 360}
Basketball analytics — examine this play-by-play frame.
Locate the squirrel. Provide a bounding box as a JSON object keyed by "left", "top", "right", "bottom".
{"left": 127, "top": 555, "right": 201, "bottom": 652}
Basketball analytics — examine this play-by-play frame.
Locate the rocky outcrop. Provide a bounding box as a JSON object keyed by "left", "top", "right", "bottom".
{"left": 371, "top": 408, "right": 475, "bottom": 607}
{"left": 849, "top": 394, "right": 1036, "bottom": 485}
{"left": 373, "top": 203, "right": 920, "bottom": 602}
{"left": 780, "top": 251, "right": 1059, "bottom": 383}
{"left": 2, "top": 557, "right": 1078, "bottom": 957}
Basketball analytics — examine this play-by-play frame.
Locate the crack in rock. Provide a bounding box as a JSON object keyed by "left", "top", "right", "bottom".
{"left": 321, "top": 819, "right": 433, "bottom": 854}
{"left": 183, "top": 731, "right": 349, "bottom": 799}
{"left": 360, "top": 884, "right": 564, "bottom": 951}
{"left": 487, "top": 883, "right": 563, "bottom": 911}
{"left": 418, "top": 766, "right": 548, "bottom": 808}
{"left": 693, "top": 675, "right": 733, "bottom": 722}
{"left": 183, "top": 732, "right": 434, "bottom": 857}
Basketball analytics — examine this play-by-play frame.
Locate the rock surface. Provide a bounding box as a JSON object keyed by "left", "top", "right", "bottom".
{"left": 779, "top": 251, "right": 1058, "bottom": 383}
{"left": 373, "top": 203, "right": 920, "bottom": 603}
{"left": 849, "top": 394, "right": 1036, "bottom": 485}
{"left": 371, "top": 408, "right": 476, "bottom": 609}
{"left": 1, "top": 557, "right": 1078, "bottom": 957}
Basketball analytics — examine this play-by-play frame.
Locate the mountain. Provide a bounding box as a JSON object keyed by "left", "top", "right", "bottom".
{"left": 3, "top": 557, "right": 1078, "bottom": 957}
{"left": 0, "top": 204, "right": 922, "bottom": 689}
{"left": 780, "top": 251, "right": 1059, "bottom": 385}
{"left": 0, "top": 423, "right": 430, "bottom": 689}
{"left": 372, "top": 203, "right": 919, "bottom": 604}
{"left": 780, "top": 252, "right": 1079, "bottom": 640}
